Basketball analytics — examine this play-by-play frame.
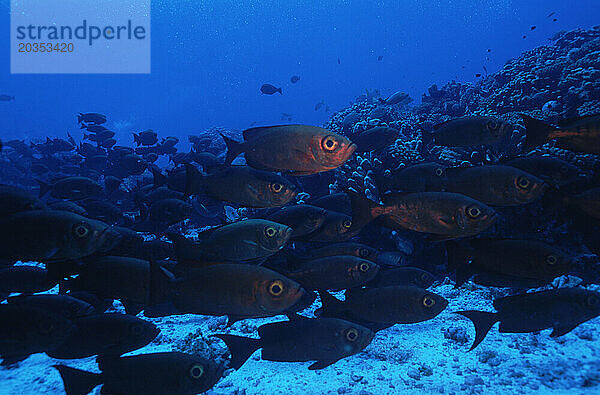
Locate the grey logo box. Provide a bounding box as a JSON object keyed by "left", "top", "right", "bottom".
{"left": 11, "top": 0, "right": 151, "bottom": 74}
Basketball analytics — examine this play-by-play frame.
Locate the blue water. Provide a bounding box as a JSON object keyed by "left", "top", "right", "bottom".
{"left": 0, "top": 0, "right": 597, "bottom": 144}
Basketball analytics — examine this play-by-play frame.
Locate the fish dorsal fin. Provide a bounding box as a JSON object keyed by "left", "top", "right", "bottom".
{"left": 433, "top": 119, "right": 457, "bottom": 130}
{"left": 557, "top": 114, "right": 600, "bottom": 127}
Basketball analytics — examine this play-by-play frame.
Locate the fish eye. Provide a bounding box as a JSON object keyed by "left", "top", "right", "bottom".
{"left": 423, "top": 296, "right": 436, "bottom": 307}
{"left": 344, "top": 328, "right": 359, "bottom": 342}
{"left": 587, "top": 296, "right": 599, "bottom": 307}
{"left": 322, "top": 136, "right": 339, "bottom": 151}
{"left": 487, "top": 120, "right": 499, "bottom": 129}
{"left": 189, "top": 364, "right": 205, "bottom": 379}
{"left": 271, "top": 183, "right": 284, "bottom": 193}
{"left": 264, "top": 226, "right": 277, "bottom": 238}
{"left": 546, "top": 255, "right": 557, "bottom": 265}
{"left": 72, "top": 223, "right": 90, "bottom": 238}
{"left": 559, "top": 166, "right": 569, "bottom": 174}
{"left": 359, "top": 248, "right": 371, "bottom": 258}
{"left": 421, "top": 273, "right": 430, "bottom": 282}
{"left": 359, "top": 262, "right": 370, "bottom": 272}
{"left": 467, "top": 206, "right": 481, "bottom": 219}
{"left": 342, "top": 219, "right": 352, "bottom": 229}
{"left": 434, "top": 167, "right": 444, "bottom": 177}
{"left": 517, "top": 176, "right": 531, "bottom": 189}
{"left": 268, "top": 280, "right": 285, "bottom": 296}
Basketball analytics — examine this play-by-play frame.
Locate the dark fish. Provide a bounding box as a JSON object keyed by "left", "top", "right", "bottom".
{"left": 379, "top": 91, "right": 412, "bottom": 106}
{"left": 295, "top": 242, "right": 406, "bottom": 268}
{"left": 6, "top": 294, "right": 96, "bottom": 319}
{"left": 381, "top": 162, "right": 448, "bottom": 192}
{"left": 290, "top": 75, "right": 300, "bottom": 83}
{"left": 337, "top": 57, "right": 341, "bottom": 64}
{"left": 0, "top": 266, "right": 57, "bottom": 300}
{"left": 377, "top": 55, "right": 383, "bottom": 61}
{"left": 318, "top": 286, "right": 447, "bottom": 329}
{"left": 184, "top": 164, "right": 298, "bottom": 208}
{"left": 104, "top": 227, "right": 174, "bottom": 261}
{"left": 84, "top": 130, "right": 115, "bottom": 142}
{"left": 310, "top": 192, "right": 352, "bottom": 215}
{"left": 475, "top": 73, "right": 482, "bottom": 77}
{"left": 0, "top": 184, "right": 46, "bottom": 218}
{"left": 47, "top": 313, "right": 159, "bottom": 359}
{"left": 351, "top": 126, "right": 399, "bottom": 152}
{"left": 0, "top": 95, "right": 15, "bottom": 101}
{"left": 426, "top": 116, "right": 513, "bottom": 147}
{"left": 260, "top": 84, "right": 282, "bottom": 95}
{"left": 148, "top": 198, "right": 192, "bottom": 224}
{"left": 168, "top": 219, "right": 292, "bottom": 262}
{"left": 456, "top": 288, "right": 600, "bottom": 350}
{"left": 565, "top": 187, "right": 600, "bottom": 220}
{"left": 366, "top": 267, "right": 435, "bottom": 289}
{"left": 380, "top": 192, "right": 497, "bottom": 240}
{"left": 0, "top": 305, "right": 74, "bottom": 365}
{"left": 530, "top": 25, "right": 537, "bottom": 30}
{"left": 64, "top": 256, "right": 173, "bottom": 314}
{"left": 47, "top": 200, "right": 88, "bottom": 216}
{"left": 504, "top": 156, "right": 580, "bottom": 188}
{"left": 133, "top": 130, "right": 158, "bottom": 146}
{"left": 222, "top": 125, "right": 356, "bottom": 175}
{"left": 281, "top": 255, "right": 379, "bottom": 290}
{"left": 267, "top": 204, "right": 328, "bottom": 237}
{"left": 153, "top": 264, "right": 304, "bottom": 324}
{"left": 78, "top": 199, "right": 123, "bottom": 224}
{"left": 547, "top": 12, "right": 555, "bottom": 18}
{"left": 100, "top": 138, "right": 117, "bottom": 149}
{"left": 520, "top": 114, "right": 600, "bottom": 154}
{"left": 103, "top": 176, "right": 122, "bottom": 194}
{"left": 445, "top": 165, "right": 547, "bottom": 206}
{"left": 84, "top": 124, "right": 109, "bottom": 133}
{"left": 78, "top": 112, "right": 107, "bottom": 125}
{"left": 447, "top": 238, "right": 573, "bottom": 288}
{"left": 215, "top": 316, "right": 373, "bottom": 370}
{"left": 0, "top": 210, "right": 121, "bottom": 262}
{"left": 54, "top": 352, "right": 222, "bottom": 395}
{"left": 314, "top": 100, "right": 325, "bottom": 111}
{"left": 37, "top": 176, "right": 103, "bottom": 200}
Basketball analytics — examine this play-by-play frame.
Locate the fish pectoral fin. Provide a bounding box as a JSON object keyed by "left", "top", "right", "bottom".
{"left": 309, "top": 359, "right": 339, "bottom": 370}
{"left": 242, "top": 240, "right": 259, "bottom": 247}
{"left": 550, "top": 323, "right": 579, "bottom": 337}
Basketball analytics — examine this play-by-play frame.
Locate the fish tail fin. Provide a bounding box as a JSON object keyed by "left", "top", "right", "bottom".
{"left": 220, "top": 134, "right": 244, "bottom": 166}
{"left": 36, "top": 179, "right": 50, "bottom": 197}
{"left": 454, "top": 310, "right": 499, "bottom": 351}
{"left": 133, "top": 133, "right": 141, "bottom": 146}
{"left": 213, "top": 334, "right": 261, "bottom": 370}
{"left": 519, "top": 114, "right": 558, "bottom": 153}
{"left": 151, "top": 167, "right": 167, "bottom": 189}
{"left": 445, "top": 240, "right": 472, "bottom": 287}
{"left": 347, "top": 189, "right": 387, "bottom": 232}
{"left": 53, "top": 365, "right": 102, "bottom": 395}
{"left": 317, "top": 290, "right": 345, "bottom": 318}
{"left": 277, "top": 87, "right": 283, "bottom": 94}
{"left": 418, "top": 125, "right": 434, "bottom": 149}
{"left": 183, "top": 163, "right": 205, "bottom": 198}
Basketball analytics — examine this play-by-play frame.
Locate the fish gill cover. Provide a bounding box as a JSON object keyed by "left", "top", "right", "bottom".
{"left": 0, "top": 1, "right": 600, "bottom": 394}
